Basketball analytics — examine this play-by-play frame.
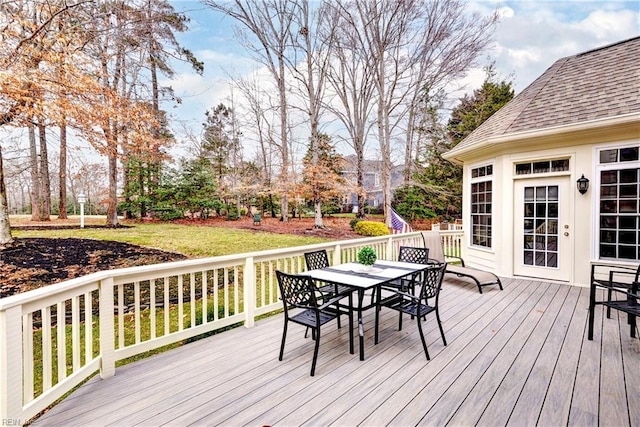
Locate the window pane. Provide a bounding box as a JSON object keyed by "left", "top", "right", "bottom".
{"left": 600, "top": 216, "right": 617, "bottom": 228}
{"left": 619, "top": 200, "right": 637, "bottom": 213}
{"left": 620, "top": 184, "right": 638, "bottom": 198}
{"left": 619, "top": 231, "right": 636, "bottom": 245}
{"left": 547, "top": 252, "right": 557, "bottom": 268}
{"left": 533, "top": 161, "right": 550, "bottom": 173}
{"left": 548, "top": 186, "right": 558, "bottom": 200}
{"left": 601, "top": 170, "right": 618, "bottom": 184}
{"left": 619, "top": 216, "right": 637, "bottom": 229}
{"left": 548, "top": 203, "right": 558, "bottom": 218}
{"left": 536, "top": 187, "right": 546, "bottom": 200}
{"left": 620, "top": 168, "right": 638, "bottom": 183}
{"left": 535, "top": 252, "right": 545, "bottom": 266}
{"left": 601, "top": 200, "right": 617, "bottom": 213}
{"left": 600, "top": 186, "right": 617, "bottom": 198}
{"left": 524, "top": 187, "right": 534, "bottom": 200}
{"left": 619, "top": 246, "right": 636, "bottom": 259}
{"left": 486, "top": 165, "right": 493, "bottom": 175}
{"left": 600, "top": 244, "right": 616, "bottom": 258}
{"left": 516, "top": 164, "right": 531, "bottom": 175}
{"left": 600, "top": 149, "right": 618, "bottom": 163}
{"left": 620, "top": 147, "right": 639, "bottom": 162}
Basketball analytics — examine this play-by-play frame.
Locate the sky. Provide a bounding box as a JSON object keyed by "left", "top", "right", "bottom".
{"left": 164, "top": 0, "right": 639, "bottom": 158}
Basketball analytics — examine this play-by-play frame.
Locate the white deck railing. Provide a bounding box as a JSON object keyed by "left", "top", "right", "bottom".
{"left": 0, "top": 230, "right": 463, "bottom": 424}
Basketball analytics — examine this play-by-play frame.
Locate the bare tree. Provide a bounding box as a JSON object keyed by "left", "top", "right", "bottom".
{"left": 323, "top": 2, "right": 376, "bottom": 217}
{"left": 203, "top": 0, "right": 297, "bottom": 222}
{"left": 333, "top": 0, "right": 497, "bottom": 225}
{"left": 288, "top": 0, "right": 337, "bottom": 228}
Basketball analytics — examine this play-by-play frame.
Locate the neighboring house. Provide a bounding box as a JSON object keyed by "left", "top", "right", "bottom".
{"left": 443, "top": 37, "right": 640, "bottom": 286}
{"left": 341, "top": 155, "right": 404, "bottom": 212}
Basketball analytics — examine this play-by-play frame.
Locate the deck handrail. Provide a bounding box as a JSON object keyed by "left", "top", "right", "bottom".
{"left": 0, "top": 230, "right": 463, "bottom": 424}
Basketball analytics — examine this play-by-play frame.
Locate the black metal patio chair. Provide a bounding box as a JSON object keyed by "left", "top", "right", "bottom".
{"left": 588, "top": 263, "right": 640, "bottom": 340}
{"left": 304, "top": 249, "right": 354, "bottom": 299}
{"left": 276, "top": 270, "right": 353, "bottom": 376}
{"left": 374, "top": 262, "right": 447, "bottom": 360}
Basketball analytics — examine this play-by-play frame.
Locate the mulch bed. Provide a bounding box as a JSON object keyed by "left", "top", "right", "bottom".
{"left": 0, "top": 216, "right": 362, "bottom": 298}
{"left": 0, "top": 238, "right": 187, "bottom": 298}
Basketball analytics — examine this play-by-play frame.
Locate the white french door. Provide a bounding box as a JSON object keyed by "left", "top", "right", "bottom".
{"left": 513, "top": 177, "right": 571, "bottom": 281}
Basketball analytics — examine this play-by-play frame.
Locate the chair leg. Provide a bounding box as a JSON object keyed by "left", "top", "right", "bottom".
{"left": 416, "top": 317, "right": 430, "bottom": 360}
{"left": 436, "top": 309, "right": 447, "bottom": 346}
{"left": 374, "top": 294, "right": 381, "bottom": 345}
{"left": 398, "top": 311, "right": 403, "bottom": 331}
{"left": 279, "top": 322, "right": 288, "bottom": 361}
{"left": 606, "top": 288, "right": 612, "bottom": 318}
{"left": 310, "top": 328, "right": 321, "bottom": 376}
{"left": 348, "top": 294, "right": 354, "bottom": 354}
{"left": 588, "top": 285, "right": 596, "bottom": 340}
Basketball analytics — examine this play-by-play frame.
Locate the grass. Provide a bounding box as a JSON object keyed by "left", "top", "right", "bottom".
{"left": 11, "top": 217, "right": 331, "bottom": 257}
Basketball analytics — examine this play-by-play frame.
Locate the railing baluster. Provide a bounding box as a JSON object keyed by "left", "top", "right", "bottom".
{"left": 233, "top": 266, "right": 239, "bottom": 315}
{"left": 72, "top": 296, "right": 80, "bottom": 369}
{"left": 56, "top": 302, "right": 66, "bottom": 382}
{"left": 150, "top": 278, "right": 156, "bottom": 339}
{"left": 223, "top": 269, "right": 229, "bottom": 317}
{"left": 42, "top": 306, "right": 52, "bottom": 391}
{"left": 134, "top": 281, "right": 140, "bottom": 344}
{"left": 213, "top": 268, "right": 219, "bottom": 321}
{"left": 190, "top": 273, "right": 196, "bottom": 328}
{"left": 117, "top": 285, "right": 124, "bottom": 349}
{"left": 202, "top": 271, "right": 208, "bottom": 325}
{"left": 163, "top": 277, "right": 170, "bottom": 335}
{"left": 23, "top": 312, "right": 34, "bottom": 403}
{"left": 178, "top": 275, "right": 184, "bottom": 331}
{"left": 85, "top": 292, "right": 92, "bottom": 363}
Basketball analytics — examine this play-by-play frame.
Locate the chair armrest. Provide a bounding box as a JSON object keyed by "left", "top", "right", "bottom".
{"left": 378, "top": 286, "right": 418, "bottom": 302}
{"left": 317, "top": 293, "right": 351, "bottom": 311}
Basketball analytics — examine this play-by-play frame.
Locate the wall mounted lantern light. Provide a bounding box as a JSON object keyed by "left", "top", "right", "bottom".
{"left": 577, "top": 175, "right": 589, "bottom": 195}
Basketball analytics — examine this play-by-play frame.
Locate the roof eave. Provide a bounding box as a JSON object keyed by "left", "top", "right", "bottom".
{"left": 443, "top": 113, "right": 640, "bottom": 165}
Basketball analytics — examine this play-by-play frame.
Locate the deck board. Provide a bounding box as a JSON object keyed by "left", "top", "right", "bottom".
{"left": 33, "top": 277, "right": 639, "bottom": 427}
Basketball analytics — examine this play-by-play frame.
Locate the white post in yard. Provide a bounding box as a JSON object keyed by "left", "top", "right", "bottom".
{"left": 78, "top": 193, "right": 86, "bottom": 228}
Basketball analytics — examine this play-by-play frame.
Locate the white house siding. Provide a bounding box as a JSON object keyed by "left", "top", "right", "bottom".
{"left": 458, "top": 125, "right": 639, "bottom": 287}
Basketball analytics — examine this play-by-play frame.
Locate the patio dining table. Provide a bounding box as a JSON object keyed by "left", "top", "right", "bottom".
{"left": 302, "top": 259, "right": 431, "bottom": 360}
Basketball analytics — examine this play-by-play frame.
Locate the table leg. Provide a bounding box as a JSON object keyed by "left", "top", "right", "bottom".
{"left": 357, "top": 289, "right": 365, "bottom": 361}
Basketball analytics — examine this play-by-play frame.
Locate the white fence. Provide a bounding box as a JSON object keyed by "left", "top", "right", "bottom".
{"left": 0, "top": 230, "right": 463, "bottom": 424}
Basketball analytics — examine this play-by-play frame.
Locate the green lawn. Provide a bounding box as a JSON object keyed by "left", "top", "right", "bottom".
{"left": 12, "top": 221, "right": 331, "bottom": 257}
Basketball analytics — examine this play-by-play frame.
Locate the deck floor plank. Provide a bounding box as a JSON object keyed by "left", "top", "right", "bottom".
{"left": 31, "top": 278, "right": 639, "bottom": 427}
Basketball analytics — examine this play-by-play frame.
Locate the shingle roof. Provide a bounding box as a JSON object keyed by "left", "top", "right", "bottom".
{"left": 450, "top": 36, "right": 640, "bottom": 153}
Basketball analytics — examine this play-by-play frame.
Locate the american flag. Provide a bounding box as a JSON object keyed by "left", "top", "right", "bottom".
{"left": 390, "top": 208, "right": 413, "bottom": 234}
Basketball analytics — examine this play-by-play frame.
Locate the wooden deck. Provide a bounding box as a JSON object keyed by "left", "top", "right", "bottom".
{"left": 34, "top": 277, "right": 639, "bottom": 426}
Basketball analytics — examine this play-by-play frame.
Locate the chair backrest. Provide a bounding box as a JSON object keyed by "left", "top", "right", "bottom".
{"left": 276, "top": 270, "right": 318, "bottom": 312}
{"left": 398, "top": 246, "right": 430, "bottom": 264}
{"left": 304, "top": 249, "right": 330, "bottom": 271}
{"left": 421, "top": 231, "right": 445, "bottom": 263}
{"left": 418, "top": 262, "right": 447, "bottom": 301}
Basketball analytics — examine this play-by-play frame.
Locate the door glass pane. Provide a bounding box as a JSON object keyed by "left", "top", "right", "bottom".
{"left": 522, "top": 185, "right": 560, "bottom": 268}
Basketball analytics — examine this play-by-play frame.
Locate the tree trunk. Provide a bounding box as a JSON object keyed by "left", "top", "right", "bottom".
{"left": 28, "top": 122, "right": 42, "bottom": 220}
{"left": 58, "top": 122, "right": 68, "bottom": 218}
{"left": 38, "top": 120, "right": 51, "bottom": 220}
{"left": 0, "top": 147, "right": 13, "bottom": 245}
{"left": 106, "top": 153, "right": 119, "bottom": 226}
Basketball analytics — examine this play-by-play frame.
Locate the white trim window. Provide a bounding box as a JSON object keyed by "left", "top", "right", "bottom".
{"left": 470, "top": 165, "right": 493, "bottom": 248}
{"left": 597, "top": 145, "right": 640, "bottom": 261}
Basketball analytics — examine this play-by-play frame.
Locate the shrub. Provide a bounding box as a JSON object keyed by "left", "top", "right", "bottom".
{"left": 349, "top": 218, "right": 362, "bottom": 230}
{"left": 354, "top": 221, "right": 390, "bottom": 237}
